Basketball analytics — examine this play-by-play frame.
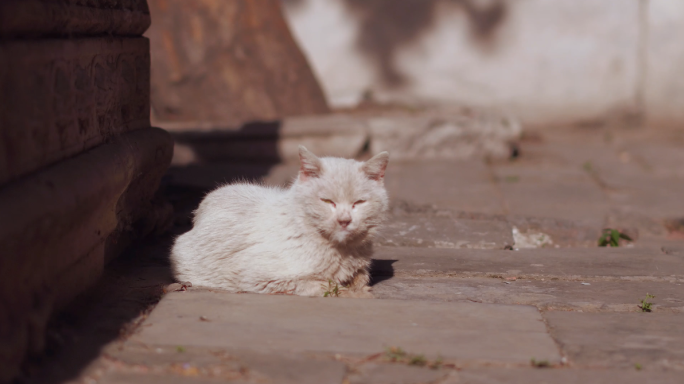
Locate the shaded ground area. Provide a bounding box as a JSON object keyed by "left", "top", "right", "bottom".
{"left": 20, "top": 123, "right": 684, "bottom": 383}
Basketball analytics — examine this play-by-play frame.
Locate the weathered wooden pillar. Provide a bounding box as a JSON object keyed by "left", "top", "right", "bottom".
{"left": 0, "top": 1, "right": 173, "bottom": 380}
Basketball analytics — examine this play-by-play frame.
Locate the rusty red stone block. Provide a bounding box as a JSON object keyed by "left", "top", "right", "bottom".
{"left": 146, "top": 0, "right": 329, "bottom": 128}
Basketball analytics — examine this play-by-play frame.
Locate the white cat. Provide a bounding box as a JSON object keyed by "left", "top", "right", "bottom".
{"left": 170, "top": 146, "right": 389, "bottom": 297}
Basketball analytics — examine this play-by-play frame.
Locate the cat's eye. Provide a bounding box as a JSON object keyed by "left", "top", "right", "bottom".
{"left": 321, "top": 198, "right": 336, "bottom": 207}
{"left": 353, "top": 200, "right": 366, "bottom": 208}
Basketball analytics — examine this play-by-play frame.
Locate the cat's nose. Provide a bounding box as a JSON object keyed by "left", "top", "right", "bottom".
{"left": 338, "top": 218, "right": 351, "bottom": 228}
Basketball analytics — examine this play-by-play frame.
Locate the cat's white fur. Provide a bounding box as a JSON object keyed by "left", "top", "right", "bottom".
{"left": 170, "top": 146, "right": 389, "bottom": 297}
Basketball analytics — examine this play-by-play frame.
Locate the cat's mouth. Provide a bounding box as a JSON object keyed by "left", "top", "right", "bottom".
{"left": 331, "top": 227, "right": 367, "bottom": 244}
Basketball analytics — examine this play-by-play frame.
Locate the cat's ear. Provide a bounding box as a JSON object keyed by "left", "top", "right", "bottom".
{"left": 362, "top": 151, "right": 389, "bottom": 182}
{"left": 298, "top": 145, "right": 322, "bottom": 181}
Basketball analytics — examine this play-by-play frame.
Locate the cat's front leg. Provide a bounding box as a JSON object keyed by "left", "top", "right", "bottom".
{"left": 293, "top": 279, "right": 331, "bottom": 297}
{"left": 339, "top": 269, "right": 374, "bottom": 299}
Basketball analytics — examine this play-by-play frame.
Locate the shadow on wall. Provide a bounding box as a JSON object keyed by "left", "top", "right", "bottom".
{"left": 345, "top": 0, "right": 508, "bottom": 87}
{"left": 282, "top": 0, "right": 508, "bottom": 87}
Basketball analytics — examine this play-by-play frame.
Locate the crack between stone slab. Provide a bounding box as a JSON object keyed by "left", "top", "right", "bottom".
{"left": 391, "top": 271, "right": 684, "bottom": 283}
{"left": 485, "top": 162, "right": 510, "bottom": 215}
{"left": 539, "top": 311, "right": 570, "bottom": 368}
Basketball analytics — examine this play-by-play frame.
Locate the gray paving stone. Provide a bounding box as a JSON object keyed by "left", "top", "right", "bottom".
{"left": 372, "top": 277, "right": 684, "bottom": 313}
{"left": 388, "top": 207, "right": 602, "bottom": 248}
{"left": 348, "top": 363, "right": 448, "bottom": 384}
{"left": 602, "top": 175, "right": 684, "bottom": 219}
{"left": 384, "top": 161, "right": 506, "bottom": 215}
{"left": 629, "top": 144, "right": 684, "bottom": 178}
{"left": 128, "top": 292, "right": 560, "bottom": 364}
{"left": 372, "top": 246, "right": 684, "bottom": 280}
{"left": 98, "top": 345, "right": 347, "bottom": 384}
{"left": 453, "top": 368, "right": 684, "bottom": 384}
{"left": 377, "top": 217, "right": 514, "bottom": 250}
{"left": 492, "top": 165, "right": 608, "bottom": 226}
{"left": 545, "top": 312, "right": 684, "bottom": 369}
{"left": 99, "top": 373, "right": 233, "bottom": 384}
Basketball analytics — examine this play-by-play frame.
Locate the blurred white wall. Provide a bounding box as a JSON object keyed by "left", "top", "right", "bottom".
{"left": 282, "top": 0, "right": 684, "bottom": 127}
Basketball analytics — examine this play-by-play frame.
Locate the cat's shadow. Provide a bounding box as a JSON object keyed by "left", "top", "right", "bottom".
{"left": 369, "top": 259, "right": 396, "bottom": 285}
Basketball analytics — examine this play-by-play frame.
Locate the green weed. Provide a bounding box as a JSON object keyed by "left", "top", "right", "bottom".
{"left": 409, "top": 355, "right": 427, "bottom": 366}
{"left": 322, "top": 280, "right": 340, "bottom": 297}
{"left": 530, "top": 358, "right": 551, "bottom": 368}
{"left": 598, "top": 228, "right": 632, "bottom": 247}
{"left": 639, "top": 294, "right": 655, "bottom": 312}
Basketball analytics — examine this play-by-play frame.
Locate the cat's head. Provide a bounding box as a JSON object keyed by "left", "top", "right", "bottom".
{"left": 292, "top": 146, "right": 390, "bottom": 245}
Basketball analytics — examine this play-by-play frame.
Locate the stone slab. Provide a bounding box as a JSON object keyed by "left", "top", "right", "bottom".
{"left": 0, "top": 0, "right": 150, "bottom": 38}
{"left": 99, "top": 374, "right": 231, "bottom": 384}
{"left": 454, "top": 368, "right": 684, "bottom": 384}
{"left": 388, "top": 204, "right": 601, "bottom": 248}
{"left": 348, "top": 363, "right": 447, "bottom": 384}
{"left": 384, "top": 160, "right": 506, "bottom": 215}
{"left": 492, "top": 164, "right": 608, "bottom": 226}
{"left": 99, "top": 346, "right": 347, "bottom": 384}
{"left": 129, "top": 292, "right": 560, "bottom": 364}
{"left": 601, "top": 175, "right": 684, "bottom": 220}
{"left": 0, "top": 37, "right": 151, "bottom": 184}
{"left": 377, "top": 216, "right": 514, "bottom": 250}
{"left": 372, "top": 277, "right": 684, "bottom": 313}
{"left": 371, "top": 246, "right": 684, "bottom": 280}
{"left": 367, "top": 111, "right": 521, "bottom": 161}
{"left": 545, "top": 312, "right": 684, "bottom": 369}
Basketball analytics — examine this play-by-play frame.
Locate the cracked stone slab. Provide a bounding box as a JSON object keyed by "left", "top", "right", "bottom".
{"left": 545, "top": 312, "right": 684, "bottom": 370}
{"left": 492, "top": 165, "right": 608, "bottom": 227}
{"left": 389, "top": 205, "right": 602, "bottom": 248}
{"left": 348, "top": 363, "right": 448, "bottom": 384}
{"left": 371, "top": 246, "right": 684, "bottom": 281}
{"left": 377, "top": 217, "right": 514, "bottom": 249}
{"left": 127, "top": 292, "right": 560, "bottom": 365}
{"left": 384, "top": 161, "right": 506, "bottom": 215}
{"left": 452, "top": 368, "right": 684, "bottom": 384}
{"left": 372, "top": 277, "right": 684, "bottom": 313}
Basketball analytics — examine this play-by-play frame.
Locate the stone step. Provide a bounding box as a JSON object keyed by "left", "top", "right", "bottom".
{"left": 98, "top": 346, "right": 346, "bottom": 384}
{"left": 126, "top": 291, "right": 560, "bottom": 365}
{"left": 372, "top": 277, "right": 684, "bottom": 313}
{"left": 377, "top": 217, "right": 514, "bottom": 250}
{"left": 384, "top": 160, "right": 506, "bottom": 215}
{"left": 95, "top": 352, "right": 684, "bottom": 384}
{"left": 371, "top": 246, "right": 684, "bottom": 281}
{"left": 452, "top": 368, "right": 683, "bottom": 383}
{"left": 545, "top": 312, "right": 684, "bottom": 370}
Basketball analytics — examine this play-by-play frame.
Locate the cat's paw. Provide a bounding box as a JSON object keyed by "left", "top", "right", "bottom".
{"left": 339, "top": 286, "right": 374, "bottom": 299}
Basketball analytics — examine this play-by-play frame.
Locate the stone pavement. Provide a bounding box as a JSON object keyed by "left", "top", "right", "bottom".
{"left": 24, "top": 125, "right": 684, "bottom": 383}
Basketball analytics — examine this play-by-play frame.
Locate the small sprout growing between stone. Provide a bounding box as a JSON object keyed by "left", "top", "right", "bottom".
{"left": 429, "top": 356, "right": 443, "bottom": 370}
{"left": 322, "top": 280, "right": 340, "bottom": 297}
{"left": 598, "top": 228, "right": 632, "bottom": 247}
{"left": 384, "top": 346, "right": 407, "bottom": 362}
{"left": 635, "top": 363, "right": 643, "bottom": 370}
{"left": 176, "top": 346, "right": 186, "bottom": 353}
{"left": 639, "top": 294, "right": 655, "bottom": 312}
{"left": 409, "top": 355, "right": 427, "bottom": 366}
{"left": 530, "top": 358, "right": 551, "bottom": 368}
{"left": 383, "top": 347, "right": 443, "bottom": 369}
{"left": 504, "top": 175, "right": 519, "bottom": 183}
